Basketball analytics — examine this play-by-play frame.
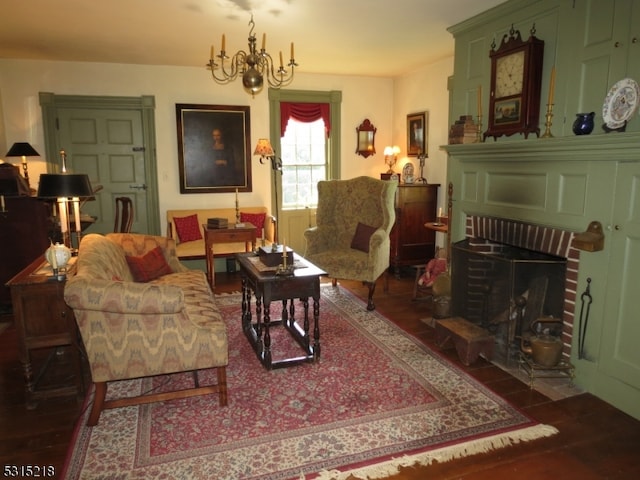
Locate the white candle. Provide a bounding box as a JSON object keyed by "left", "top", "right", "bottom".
{"left": 0, "top": 195, "right": 4, "bottom": 211}
{"left": 73, "top": 197, "right": 81, "bottom": 233}
{"left": 221, "top": 34, "right": 226, "bottom": 52}
{"left": 438, "top": 207, "right": 443, "bottom": 218}
{"left": 59, "top": 199, "right": 68, "bottom": 233}
{"left": 477, "top": 85, "right": 482, "bottom": 117}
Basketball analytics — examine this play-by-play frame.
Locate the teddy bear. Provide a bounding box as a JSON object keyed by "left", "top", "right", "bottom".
{"left": 417, "top": 248, "right": 447, "bottom": 287}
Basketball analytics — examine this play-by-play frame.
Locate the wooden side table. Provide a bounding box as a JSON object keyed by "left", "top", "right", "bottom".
{"left": 6, "top": 256, "right": 85, "bottom": 408}
{"left": 203, "top": 224, "right": 256, "bottom": 289}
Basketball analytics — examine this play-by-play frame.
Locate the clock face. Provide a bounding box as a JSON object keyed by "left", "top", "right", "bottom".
{"left": 495, "top": 50, "right": 525, "bottom": 98}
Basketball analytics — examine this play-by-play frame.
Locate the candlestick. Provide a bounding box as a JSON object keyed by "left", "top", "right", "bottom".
{"left": 548, "top": 66, "right": 556, "bottom": 105}
{"left": 541, "top": 103, "right": 555, "bottom": 138}
{"left": 282, "top": 239, "right": 287, "bottom": 268}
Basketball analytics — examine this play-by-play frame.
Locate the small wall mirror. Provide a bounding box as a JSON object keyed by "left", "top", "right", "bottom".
{"left": 356, "top": 118, "right": 376, "bottom": 158}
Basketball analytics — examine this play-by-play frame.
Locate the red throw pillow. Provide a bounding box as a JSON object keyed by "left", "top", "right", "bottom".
{"left": 351, "top": 222, "right": 378, "bottom": 253}
{"left": 240, "top": 212, "right": 266, "bottom": 238}
{"left": 174, "top": 214, "right": 202, "bottom": 243}
{"left": 126, "top": 246, "right": 173, "bottom": 282}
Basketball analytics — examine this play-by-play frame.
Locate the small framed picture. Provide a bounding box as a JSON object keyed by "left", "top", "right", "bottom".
{"left": 176, "top": 103, "right": 252, "bottom": 193}
{"left": 407, "top": 112, "right": 428, "bottom": 157}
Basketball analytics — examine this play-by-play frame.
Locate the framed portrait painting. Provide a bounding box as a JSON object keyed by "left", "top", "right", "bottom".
{"left": 176, "top": 103, "right": 252, "bottom": 193}
{"left": 406, "top": 112, "right": 428, "bottom": 157}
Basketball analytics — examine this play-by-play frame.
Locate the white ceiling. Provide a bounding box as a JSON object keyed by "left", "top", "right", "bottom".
{"left": 0, "top": 0, "right": 506, "bottom": 77}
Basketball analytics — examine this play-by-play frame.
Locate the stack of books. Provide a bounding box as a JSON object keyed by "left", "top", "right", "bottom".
{"left": 448, "top": 115, "right": 479, "bottom": 144}
{"left": 207, "top": 218, "right": 228, "bottom": 229}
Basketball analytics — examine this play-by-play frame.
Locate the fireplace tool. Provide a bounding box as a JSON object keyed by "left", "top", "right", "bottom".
{"left": 577, "top": 277, "right": 592, "bottom": 360}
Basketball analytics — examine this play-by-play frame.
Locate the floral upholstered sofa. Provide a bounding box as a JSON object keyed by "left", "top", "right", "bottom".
{"left": 64, "top": 233, "right": 228, "bottom": 426}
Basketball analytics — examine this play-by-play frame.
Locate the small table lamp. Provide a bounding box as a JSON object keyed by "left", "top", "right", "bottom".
{"left": 37, "top": 173, "right": 94, "bottom": 252}
{"left": 5, "top": 142, "right": 40, "bottom": 188}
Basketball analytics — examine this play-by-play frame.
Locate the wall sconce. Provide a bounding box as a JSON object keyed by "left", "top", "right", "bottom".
{"left": 383, "top": 146, "right": 400, "bottom": 173}
{"left": 5, "top": 142, "right": 40, "bottom": 188}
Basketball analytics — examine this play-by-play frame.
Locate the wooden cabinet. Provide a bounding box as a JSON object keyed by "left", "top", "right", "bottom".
{"left": 0, "top": 196, "right": 50, "bottom": 312}
{"left": 6, "top": 256, "right": 85, "bottom": 408}
{"left": 600, "top": 162, "right": 640, "bottom": 392}
{"left": 389, "top": 184, "right": 440, "bottom": 273}
{"left": 564, "top": 0, "right": 640, "bottom": 134}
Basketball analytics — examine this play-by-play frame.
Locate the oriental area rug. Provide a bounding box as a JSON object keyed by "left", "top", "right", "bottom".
{"left": 62, "top": 286, "right": 557, "bottom": 480}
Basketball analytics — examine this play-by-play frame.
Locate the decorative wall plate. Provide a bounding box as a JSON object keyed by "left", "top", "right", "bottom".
{"left": 602, "top": 78, "right": 639, "bottom": 129}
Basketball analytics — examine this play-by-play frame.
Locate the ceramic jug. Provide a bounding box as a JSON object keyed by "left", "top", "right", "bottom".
{"left": 572, "top": 112, "right": 595, "bottom": 135}
{"left": 44, "top": 241, "right": 72, "bottom": 273}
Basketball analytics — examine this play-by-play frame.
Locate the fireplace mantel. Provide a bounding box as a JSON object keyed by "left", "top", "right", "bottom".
{"left": 442, "top": 132, "right": 640, "bottom": 237}
{"left": 443, "top": 132, "right": 640, "bottom": 163}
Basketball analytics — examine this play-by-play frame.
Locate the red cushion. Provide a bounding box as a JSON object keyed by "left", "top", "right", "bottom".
{"left": 240, "top": 212, "right": 266, "bottom": 237}
{"left": 350, "top": 222, "right": 378, "bottom": 253}
{"left": 174, "top": 214, "right": 202, "bottom": 243}
{"left": 126, "top": 246, "right": 173, "bottom": 282}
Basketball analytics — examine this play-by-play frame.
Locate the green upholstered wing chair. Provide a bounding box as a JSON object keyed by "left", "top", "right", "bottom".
{"left": 304, "top": 176, "right": 397, "bottom": 310}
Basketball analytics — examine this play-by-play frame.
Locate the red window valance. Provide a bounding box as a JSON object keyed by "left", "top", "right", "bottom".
{"left": 280, "top": 102, "right": 330, "bottom": 137}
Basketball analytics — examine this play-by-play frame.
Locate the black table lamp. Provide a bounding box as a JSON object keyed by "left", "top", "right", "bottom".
{"left": 6, "top": 142, "right": 40, "bottom": 188}
{"left": 37, "top": 173, "right": 93, "bottom": 251}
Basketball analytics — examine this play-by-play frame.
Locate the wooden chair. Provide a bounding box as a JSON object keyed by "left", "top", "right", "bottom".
{"left": 114, "top": 197, "right": 134, "bottom": 233}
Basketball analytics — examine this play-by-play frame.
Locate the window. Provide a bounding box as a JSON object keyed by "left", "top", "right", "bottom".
{"left": 280, "top": 118, "right": 327, "bottom": 209}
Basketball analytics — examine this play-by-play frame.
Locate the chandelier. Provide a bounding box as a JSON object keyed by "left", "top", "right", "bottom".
{"left": 207, "top": 15, "right": 298, "bottom": 96}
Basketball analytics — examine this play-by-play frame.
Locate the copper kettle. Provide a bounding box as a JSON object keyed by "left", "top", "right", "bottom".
{"left": 521, "top": 318, "right": 563, "bottom": 367}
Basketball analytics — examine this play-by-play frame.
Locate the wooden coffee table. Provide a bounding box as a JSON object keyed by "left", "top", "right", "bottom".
{"left": 235, "top": 251, "right": 326, "bottom": 369}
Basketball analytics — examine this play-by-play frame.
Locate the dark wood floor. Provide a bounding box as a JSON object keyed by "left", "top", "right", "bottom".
{"left": 1, "top": 271, "right": 639, "bottom": 479}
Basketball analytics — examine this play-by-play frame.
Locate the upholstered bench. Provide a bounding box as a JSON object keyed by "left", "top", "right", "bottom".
{"left": 435, "top": 317, "right": 494, "bottom": 366}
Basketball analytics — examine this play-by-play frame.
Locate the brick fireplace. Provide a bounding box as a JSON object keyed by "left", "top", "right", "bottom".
{"left": 451, "top": 215, "right": 581, "bottom": 364}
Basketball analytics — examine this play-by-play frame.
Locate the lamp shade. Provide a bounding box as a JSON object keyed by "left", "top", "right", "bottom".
{"left": 37, "top": 173, "right": 93, "bottom": 199}
{"left": 253, "top": 138, "right": 275, "bottom": 157}
{"left": 6, "top": 142, "right": 40, "bottom": 158}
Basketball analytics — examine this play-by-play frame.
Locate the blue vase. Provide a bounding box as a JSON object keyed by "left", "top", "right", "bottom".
{"left": 572, "top": 112, "right": 595, "bottom": 135}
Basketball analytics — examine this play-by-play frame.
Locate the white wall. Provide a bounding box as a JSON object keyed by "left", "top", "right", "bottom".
{"left": 0, "top": 57, "right": 454, "bottom": 237}
{"left": 392, "top": 56, "right": 453, "bottom": 217}
{"left": 0, "top": 59, "right": 396, "bottom": 234}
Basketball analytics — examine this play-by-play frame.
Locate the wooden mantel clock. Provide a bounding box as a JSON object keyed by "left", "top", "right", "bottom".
{"left": 484, "top": 25, "right": 544, "bottom": 141}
